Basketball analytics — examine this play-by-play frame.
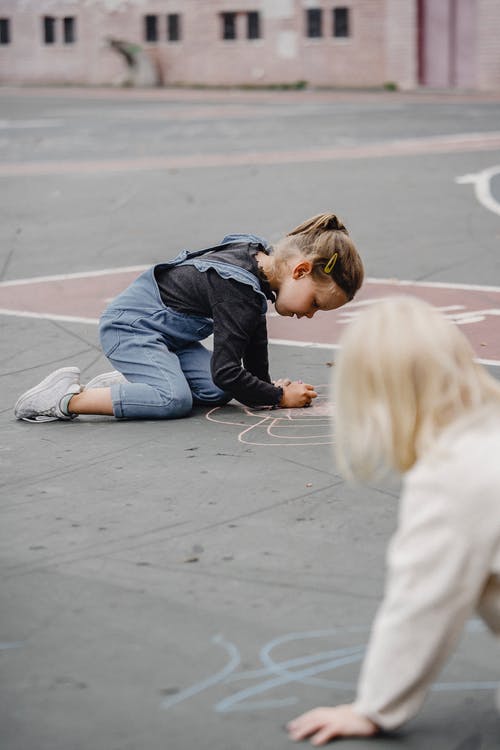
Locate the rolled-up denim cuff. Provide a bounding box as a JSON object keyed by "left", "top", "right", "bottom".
{"left": 110, "top": 383, "right": 125, "bottom": 419}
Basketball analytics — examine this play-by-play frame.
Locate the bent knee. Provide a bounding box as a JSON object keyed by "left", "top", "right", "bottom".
{"left": 163, "top": 391, "right": 192, "bottom": 418}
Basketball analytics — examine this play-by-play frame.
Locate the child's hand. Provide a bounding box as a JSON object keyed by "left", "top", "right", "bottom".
{"left": 287, "top": 704, "right": 378, "bottom": 745}
{"left": 279, "top": 381, "right": 317, "bottom": 408}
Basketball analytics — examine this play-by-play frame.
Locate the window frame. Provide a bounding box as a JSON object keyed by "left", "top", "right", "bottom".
{"left": 246, "top": 11, "right": 261, "bottom": 40}
{"left": 167, "top": 13, "right": 181, "bottom": 42}
{"left": 333, "top": 7, "right": 350, "bottom": 38}
{"left": 306, "top": 8, "right": 323, "bottom": 39}
{"left": 0, "top": 17, "right": 10, "bottom": 45}
{"left": 43, "top": 15, "right": 56, "bottom": 45}
{"left": 144, "top": 14, "right": 158, "bottom": 43}
{"left": 63, "top": 16, "right": 76, "bottom": 44}
{"left": 221, "top": 12, "right": 237, "bottom": 40}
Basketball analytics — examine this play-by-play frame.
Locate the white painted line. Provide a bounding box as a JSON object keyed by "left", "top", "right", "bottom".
{"left": 268, "top": 338, "right": 498, "bottom": 368}
{"left": 456, "top": 165, "right": 500, "bottom": 217}
{"left": 269, "top": 338, "right": 336, "bottom": 350}
{"left": 0, "top": 119, "right": 64, "bottom": 129}
{"left": 0, "top": 309, "right": 99, "bottom": 325}
{"left": 476, "top": 358, "right": 500, "bottom": 368}
{"left": 0, "top": 265, "right": 148, "bottom": 287}
{"left": 366, "top": 277, "right": 500, "bottom": 293}
{"left": 1, "top": 309, "right": 497, "bottom": 367}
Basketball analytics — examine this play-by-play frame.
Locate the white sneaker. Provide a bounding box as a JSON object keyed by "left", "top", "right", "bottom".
{"left": 14, "top": 367, "right": 81, "bottom": 422}
{"left": 83, "top": 371, "right": 127, "bottom": 389}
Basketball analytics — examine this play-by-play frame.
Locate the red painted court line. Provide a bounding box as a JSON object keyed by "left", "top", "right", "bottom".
{"left": 1, "top": 132, "right": 500, "bottom": 177}
{"left": 1, "top": 269, "right": 499, "bottom": 365}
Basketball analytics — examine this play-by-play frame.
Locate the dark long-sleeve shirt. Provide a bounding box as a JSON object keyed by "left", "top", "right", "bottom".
{"left": 154, "top": 241, "right": 283, "bottom": 406}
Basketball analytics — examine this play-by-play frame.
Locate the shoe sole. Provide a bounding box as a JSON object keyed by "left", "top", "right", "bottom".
{"left": 14, "top": 366, "right": 80, "bottom": 421}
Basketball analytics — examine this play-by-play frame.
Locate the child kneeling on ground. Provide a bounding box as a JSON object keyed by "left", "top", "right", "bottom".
{"left": 14, "top": 213, "right": 363, "bottom": 423}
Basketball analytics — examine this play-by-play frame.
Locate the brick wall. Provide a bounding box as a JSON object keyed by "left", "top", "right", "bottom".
{"left": 477, "top": 0, "right": 500, "bottom": 89}
{"left": 0, "top": 0, "right": 498, "bottom": 90}
{"left": 385, "top": 0, "right": 417, "bottom": 90}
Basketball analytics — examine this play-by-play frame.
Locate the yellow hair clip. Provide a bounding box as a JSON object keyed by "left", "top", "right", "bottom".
{"left": 324, "top": 253, "right": 338, "bottom": 274}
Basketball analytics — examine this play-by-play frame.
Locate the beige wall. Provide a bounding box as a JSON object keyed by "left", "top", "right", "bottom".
{"left": 0, "top": 0, "right": 499, "bottom": 90}
{"left": 384, "top": 0, "right": 417, "bottom": 90}
{"left": 477, "top": 0, "right": 500, "bottom": 90}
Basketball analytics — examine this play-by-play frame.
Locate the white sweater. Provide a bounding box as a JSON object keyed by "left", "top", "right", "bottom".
{"left": 354, "top": 403, "right": 500, "bottom": 729}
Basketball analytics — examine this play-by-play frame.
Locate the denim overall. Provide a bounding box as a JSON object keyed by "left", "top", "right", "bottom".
{"left": 99, "top": 234, "right": 271, "bottom": 419}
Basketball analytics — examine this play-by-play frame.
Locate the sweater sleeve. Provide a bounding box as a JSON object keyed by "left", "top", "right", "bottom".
{"left": 242, "top": 313, "right": 272, "bottom": 383}
{"left": 210, "top": 278, "right": 282, "bottom": 406}
{"left": 353, "top": 466, "right": 495, "bottom": 730}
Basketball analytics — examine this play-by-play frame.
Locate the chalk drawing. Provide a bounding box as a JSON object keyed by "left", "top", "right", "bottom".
{"left": 456, "top": 165, "right": 500, "bottom": 217}
{"left": 161, "top": 622, "right": 499, "bottom": 714}
{"left": 336, "top": 298, "right": 500, "bottom": 328}
{"left": 206, "top": 386, "right": 335, "bottom": 446}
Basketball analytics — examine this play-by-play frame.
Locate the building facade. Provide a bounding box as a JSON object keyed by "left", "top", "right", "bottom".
{"left": 0, "top": 0, "right": 498, "bottom": 91}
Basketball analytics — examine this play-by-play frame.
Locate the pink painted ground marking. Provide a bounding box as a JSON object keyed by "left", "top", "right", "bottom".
{"left": 0, "top": 270, "right": 499, "bottom": 365}
{"left": 267, "top": 279, "right": 500, "bottom": 366}
{"left": 2, "top": 131, "right": 500, "bottom": 177}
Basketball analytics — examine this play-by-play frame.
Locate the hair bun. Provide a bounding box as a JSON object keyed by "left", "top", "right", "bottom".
{"left": 286, "top": 212, "right": 349, "bottom": 238}
{"left": 324, "top": 214, "right": 348, "bottom": 234}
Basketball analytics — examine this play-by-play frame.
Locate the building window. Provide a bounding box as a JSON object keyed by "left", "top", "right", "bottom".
{"left": 333, "top": 7, "right": 350, "bottom": 37}
{"left": 247, "top": 11, "right": 260, "bottom": 39}
{"left": 221, "top": 12, "right": 237, "bottom": 40}
{"left": 167, "top": 13, "right": 181, "bottom": 41}
{"left": 144, "top": 14, "right": 158, "bottom": 43}
{"left": 306, "top": 8, "right": 323, "bottom": 38}
{"left": 0, "top": 18, "right": 10, "bottom": 44}
{"left": 63, "top": 16, "right": 76, "bottom": 44}
{"left": 43, "top": 16, "right": 56, "bottom": 44}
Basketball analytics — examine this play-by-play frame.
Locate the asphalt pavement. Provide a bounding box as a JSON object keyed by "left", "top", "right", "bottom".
{"left": 1, "top": 85, "right": 499, "bottom": 750}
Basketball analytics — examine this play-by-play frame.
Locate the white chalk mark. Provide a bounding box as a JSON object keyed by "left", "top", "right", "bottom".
{"left": 238, "top": 414, "right": 279, "bottom": 444}
{"left": 260, "top": 632, "right": 362, "bottom": 690}
{"left": 216, "top": 697, "right": 298, "bottom": 710}
{"left": 456, "top": 165, "right": 500, "bottom": 217}
{"left": 215, "top": 647, "right": 364, "bottom": 713}
{"left": 158, "top": 625, "right": 498, "bottom": 714}
{"left": 226, "top": 649, "right": 355, "bottom": 688}
{"left": 338, "top": 303, "right": 500, "bottom": 328}
{"left": 206, "top": 390, "right": 337, "bottom": 447}
{"left": 161, "top": 634, "right": 240, "bottom": 709}
{"left": 445, "top": 308, "right": 500, "bottom": 325}
{"left": 205, "top": 406, "right": 250, "bottom": 428}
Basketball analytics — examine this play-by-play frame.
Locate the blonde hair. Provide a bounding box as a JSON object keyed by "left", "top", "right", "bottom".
{"left": 274, "top": 213, "right": 364, "bottom": 301}
{"left": 334, "top": 296, "right": 500, "bottom": 478}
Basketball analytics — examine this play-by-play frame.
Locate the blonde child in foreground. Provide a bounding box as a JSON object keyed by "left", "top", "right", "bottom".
{"left": 288, "top": 296, "right": 500, "bottom": 745}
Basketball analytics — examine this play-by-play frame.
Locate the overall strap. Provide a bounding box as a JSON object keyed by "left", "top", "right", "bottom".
{"left": 180, "top": 258, "right": 268, "bottom": 314}
{"left": 158, "top": 236, "right": 271, "bottom": 314}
